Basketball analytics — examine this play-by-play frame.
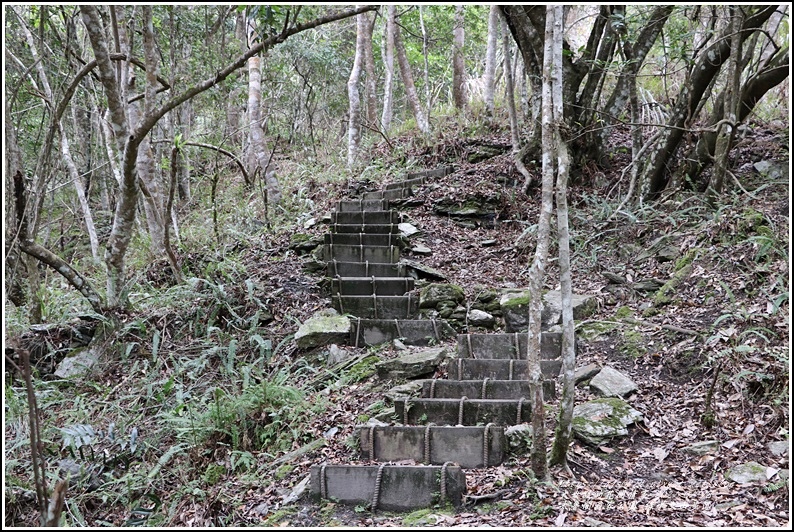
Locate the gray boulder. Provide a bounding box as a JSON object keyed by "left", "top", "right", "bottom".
{"left": 725, "top": 462, "right": 770, "bottom": 484}
{"left": 589, "top": 366, "right": 638, "bottom": 397}
{"left": 572, "top": 398, "right": 644, "bottom": 446}
{"left": 419, "top": 283, "right": 465, "bottom": 309}
{"left": 55, "top": 347, "right": 99, "bottom": 378}
{"left": 467, "top": 309, "right": 495, "bottom": 328}
{"left": 295, "top": 309, "right": 351, "bottom": 349}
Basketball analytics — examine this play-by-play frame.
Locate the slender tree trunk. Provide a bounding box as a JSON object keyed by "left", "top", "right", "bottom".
{"left": 361, "top": 11, "right": 378, "bottom": 130}
{"left": 452, "top": 5, "right": 467, "bottom": 111}
{"left": 393, "top": 10, "right": 430, "bottom": 134}
{"left": 525, "top": 4, "right": 562, "bottom": 483}
{"left": 247, "top": 54, "right": 282, "bottom": 203}
{"left": 501, "top": 12, "right": 533, "bottom": 189}
{"left": 709, "top": 7, "right": 742, "bottom": 197}
{"left": 347, "top": 7, "right": 366, "bottom": 169}
{"left": 483, "top": 5, "right": 499, "bottom": 119}
{"left": 381, "top": 6, "right": 396, "bottom": 133}
{"left": 419, "top": 6, "right": 432, "bottom": 112}
{"left": 503, "top": 15, "right": 520, "bottom": 152}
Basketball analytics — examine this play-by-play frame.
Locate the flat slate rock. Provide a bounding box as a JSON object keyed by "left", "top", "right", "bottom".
{"left": 376, "top": 347, "right": 448, "bottom": 379}
{"left": 589, "top": 366, "right": 638, "bottom": 397}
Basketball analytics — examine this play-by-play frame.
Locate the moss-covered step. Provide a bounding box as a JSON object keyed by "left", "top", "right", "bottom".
{"left": 331, "top": 277, "right": 415, "bottom": 296}
{"left": 446, "top": 358, "right": 562, "bottom": 380}
{"left": 456, "top": 332, "right": 571, "bottom": 360}
{"left": 332, "top": 294, "right": 419, "bottom": 319}
{"left": 393, "top": 397, "right": 535, "bottom": 426}
{"left": 334, "top": 198, "right": 390, "bottom": 212}
{"left": 357, "top": 425, "right": 505, "bottom": 468}
{"left": 323, "top": 244, "right": 400, "bottom": 264}
{"left": 324, "top": 232, "right": 405, "bottom": 248}
{"left": 421, "top": 379, "right": 556, "bottom": 400}
{"left": 350, "top": 318, "right": 455, "bottom": 347}
{"left": 330, "top": 210, "right": 400, "bottom": 226}
{"left": 310, "top": 463, "right": 465, "bottom": 511}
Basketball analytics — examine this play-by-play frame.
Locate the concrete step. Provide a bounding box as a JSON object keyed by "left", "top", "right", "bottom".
{"left": 357, "top": 424, "right": 505, "bottom": 468}
{"left": 361, "top": 188, "right": 410, "bottom": 201}
{"left": 330, "top": 223, "right": 400, "bottom": 234}
{"left": 421, "top": 379, "right": 555, "bottom": 400}
{"left": 394, "top": 398, "right": 536, "bottom": 426}
{"left": 327, "top": 260, "right": 408, "bottom": 278}
{"left": 332, "top": 294, "right": 419, "bottom": 319}
{"left": 405, "top": 166, "right": 454, "bottom": 180}
{"left": 331, "top": 277, "right": 415, "bottom": 296}
{"left": 385, "top": 176, "right": 425, "bottom": 190}
{"left": 324, "top": 233, "right": 405, "bottom": 248}
{"left": 350, "top": 318, "right": 455, "bottom": 347}
{"left": 323, "top": 244, "right": 400, "bottom": 264}
{"left": 331, "top": 210, "right": 400, "bottom": 226}
{"left": 310, "top": 463, "right": 465, "bottom": 511}
{"left": 456, "top": 332, "right": 569, "bottom": 360}
{"left": 447, "top": 357, "right": 562, "bottom": 381}
{"left": 335, "top": 198, "right": 390, "bottom": 212}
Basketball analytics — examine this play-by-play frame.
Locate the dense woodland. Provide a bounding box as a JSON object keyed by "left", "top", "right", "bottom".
{"left": 3, "top": 4, "right": 790, "bottom": 527}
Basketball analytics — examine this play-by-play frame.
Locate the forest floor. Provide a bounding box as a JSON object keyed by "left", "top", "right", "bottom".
{"left": 4, "top": 122, "right": 790, "bottom": 528}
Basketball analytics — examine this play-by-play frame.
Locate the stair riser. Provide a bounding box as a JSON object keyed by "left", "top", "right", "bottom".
{"left": 447, "top": 358, "right": 562, "bottom": 380}
{"left": 357, "top": 425, "right": 505, "bottom": 468}
{"left": 456, "top": 332, "right": 571, "bottom": 360}
{"left": 330, "top": 223, "right": 400, "bottom": 234}
{"left": 422, "top": 379, "right": 555, "bottom": 400}
{"left": 310, "top": 464, "right": 465, "bottom": 511}
{"left": 327, "top": 261, "right": 408, "bottom": 278}
{"left": 331, "top": 211, "right": 400, "bottom": 225}
{"left": 323, "top": 245, "right": 400, "bottom": 264}
{"left": 325, "top": 233, "right": 404, "bottom": 247}
{"left": 350, "top": 319, "right": 455, "bottom": 347}
{"left": 394, "top": 398, "right": 537, "bottom": 426}
{"left": 331, "top": 278, "right": 415, "bottom": 296}
{"left": 335, "top": 199, "right": 389, "bottom": 212}
{"left": 332, "top": 295, "right": 419, "bottom": 319}
{"left": 361, "top": 188, "right": 410, "bottom": 201}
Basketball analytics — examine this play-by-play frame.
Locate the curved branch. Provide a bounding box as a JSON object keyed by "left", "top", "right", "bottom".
{"left": 183, "top": 141, "right": 250, "bottom": 184}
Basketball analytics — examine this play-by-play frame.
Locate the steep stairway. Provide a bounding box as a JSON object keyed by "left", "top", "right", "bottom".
{"left": 309, "top": 169, "right": 567, "bottom": 512}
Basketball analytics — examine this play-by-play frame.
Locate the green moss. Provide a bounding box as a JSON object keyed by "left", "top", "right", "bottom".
{"left": 614, "top": 306, "right": 633, "bottom": 319}
{"left": 275, "top": 464, "right": 294, "bottom": 480}
{"left": 203, "top": 463, "right": 226, "bottom": 485}
{"left": 501, "top": 291, "right": 530, "bottom": 308}
{"left": 347, "top": 355, "right": 380, "bottom": 382}
{"left": 262, "top": 506, "right": 299, "bottom": 526}
{"left": 619, "top": 329, "right": 644, "bottom": 358}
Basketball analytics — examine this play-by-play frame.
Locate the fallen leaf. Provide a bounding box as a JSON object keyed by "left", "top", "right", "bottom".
{"left": 653, "top": 447, "right": 669, "bottom": 462}
{"left": 742, "top": 424, "right": 755, "bottom": 435}
{"left": 598, "top": 445, "right": 614, "bottom": 454}
{"left": 554, "top": 512, "right": 567, "bottom": 527}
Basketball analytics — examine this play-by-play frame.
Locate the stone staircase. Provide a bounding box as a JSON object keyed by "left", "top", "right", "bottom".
{"left": 309, "top": 169, "right": 565, "bottom": 512}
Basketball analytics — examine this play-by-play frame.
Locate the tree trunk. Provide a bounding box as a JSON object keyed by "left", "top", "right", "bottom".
{"left": 709, "top": 7, "right": 743, "bottom": 197}
{"left": 677, "top": 45, "right": 789, "bottom": 186}
{"left": 347, "top": 7, "right": 366, "bottom": 169}
{"left": 419, "top": 6, "right": 432, "bottom": 112}
{"left": 381, "top": 6, "right": 396, "bottom": 133}
{"left": 452, "top": 5, "right": 467, "bottom": 111}
{"left": 483, "top": 5, "right": 499, "bottom": 119}
{"left": 637, "top": 6, "right": 777, "bottom": 200}
{"left": 361, "top": 11, "right": 378, "bottom": 130}
{"left": 526, "top": 4, "right": 563, "bottom": 483}
{"left": 247, "top": 53, "right": 282, "bottom": 203}
{"left": 501, "top": 12, "right": 533, "bottom": 190}
{"left": 394, "top": 9, "right": 430, "bottom": 134}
